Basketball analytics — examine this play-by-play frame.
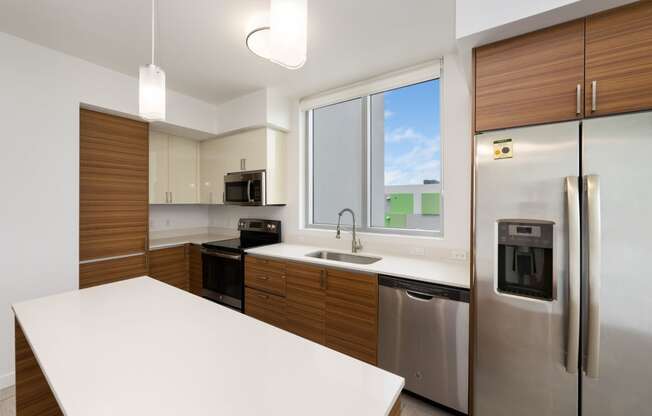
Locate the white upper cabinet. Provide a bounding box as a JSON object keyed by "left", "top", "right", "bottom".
{"left": 149, "top": 132, "right": 200, "bottom": 204}
{"left": 169, "top": 136, "right": 200, "bottom": 203}
{"left": 149, "top": 131, "right": 169, "bottom": 204}
{"left": 200, "top": 128, "right": 286, "bottom": 205}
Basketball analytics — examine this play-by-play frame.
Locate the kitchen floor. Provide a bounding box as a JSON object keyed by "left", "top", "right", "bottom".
{"left": 0, "top": 386, "right": 15, "bottom": 416}
{"left": 0, "top": 385, "right": 453, "bottom": 416}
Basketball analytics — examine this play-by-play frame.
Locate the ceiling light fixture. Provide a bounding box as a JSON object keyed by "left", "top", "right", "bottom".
{"left": 139, "top": 0, "right": 166, "bottom": 121}
{"left": 246, "top": 0, "right": 307, "bottom": 70}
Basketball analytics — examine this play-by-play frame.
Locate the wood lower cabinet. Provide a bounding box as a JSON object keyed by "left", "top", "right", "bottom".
{"left": 245, "top": 287, "right": 287, "bottom": 329}
{"left": 244, "top": 256, "right": 379, "bottom": 365}
{"left": 474, "top": 19, "right": 585, "bottom": 132}
{"left": 285, "top": 262, "right": 327, "bottom": 345}
{"left": 148, "top": 246, "right": 189, "bottom": 290}
{"left": 325, "top": 268, "right": 378, "bottom": 365}
{"left": 189, "top": 244, "right": 203, "bottom": 296}
{"left": 585, "top": 1, "right": 652, "bottom": 117}
{"left": 79, "top": 254, "right": 148, "bottom": 289}
{"left": 245, "top": 256, "right": 286, "bottom": 296}
{"left": 15, "top": 320, "right": 63, "bottom": 416}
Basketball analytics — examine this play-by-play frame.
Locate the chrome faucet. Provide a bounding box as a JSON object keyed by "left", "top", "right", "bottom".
{"left": 335, "top": 208, "right": 363, "bottom": 253}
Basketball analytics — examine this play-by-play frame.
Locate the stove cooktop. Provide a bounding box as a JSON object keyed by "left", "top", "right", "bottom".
{"left": 201, "top": 218, "right": 282, "bottom": 253}
{"left": 203, "top": 238, "right": 247, "bottom": 252}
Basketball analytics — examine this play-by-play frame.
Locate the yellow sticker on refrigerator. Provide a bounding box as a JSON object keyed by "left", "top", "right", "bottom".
{"left": 493, "top": 138, "right": 513, "bottom": 160}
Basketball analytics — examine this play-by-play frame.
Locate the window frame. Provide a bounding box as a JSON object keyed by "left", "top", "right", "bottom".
{"left": 303, "top": 62, "right": 444, "bottom": 238}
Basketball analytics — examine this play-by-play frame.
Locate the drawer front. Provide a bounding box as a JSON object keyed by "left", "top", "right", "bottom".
{"left": 245, "top": 265, "right": 286, "bottom": 296}
{"left": 245, "top": 255, "right": 285, "bottom": 272}
{"left": 245, "top": 287, "right": 287, "bottom": 330}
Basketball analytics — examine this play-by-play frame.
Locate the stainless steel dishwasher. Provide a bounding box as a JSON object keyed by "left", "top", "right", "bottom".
{"left": 378, "top": 275, "right": 469, "bottom": 414}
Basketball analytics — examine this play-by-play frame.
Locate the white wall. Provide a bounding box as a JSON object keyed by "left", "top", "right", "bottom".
{"left": 214, "top": 88, "right": 291, "bottom": 135}
{"left": 0, "top": 32, "right": 218, "bottom": 389}
{"left": 456, "top": 0, "right": 636, "bottom": 47}
{"left": 149, "top": 205, "right": 210, "bottom": 233}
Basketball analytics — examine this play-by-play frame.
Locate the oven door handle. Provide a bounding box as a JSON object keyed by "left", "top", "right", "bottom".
{"left": 201, "top": 249, "right": 242, "bottom": 261}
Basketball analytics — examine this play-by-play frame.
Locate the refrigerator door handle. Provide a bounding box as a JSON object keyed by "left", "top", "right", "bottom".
{"left": 585, "top": 174, "right": 602, "bottom": 378}
{"left": 565, "top": 176, "right": 581, "bottom": 374}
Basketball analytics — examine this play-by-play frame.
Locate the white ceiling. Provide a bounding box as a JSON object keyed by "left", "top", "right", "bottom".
{"left": 0, "top": 0, "right": 456, "bottom": 105}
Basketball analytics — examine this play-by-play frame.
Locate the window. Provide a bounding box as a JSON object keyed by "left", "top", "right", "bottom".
{"left": 306, "top": 77, "right": 442, "bottom": 235}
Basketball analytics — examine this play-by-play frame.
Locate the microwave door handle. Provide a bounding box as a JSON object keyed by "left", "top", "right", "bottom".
{"left": 565, "top": 176, "right": 581, "bottom": 374}
{"left": 247, "top": 179, "right": 253, "bottom": 203}
{"left": 585, "top": 175, "right": 602, "bottom": 378}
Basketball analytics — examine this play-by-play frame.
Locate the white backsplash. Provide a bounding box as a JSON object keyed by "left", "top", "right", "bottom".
{"left": 208, "top": 205, "right": 287, "bottom": 229}
{"left": 149, "top": 205, "right": 210, "bottom": 232}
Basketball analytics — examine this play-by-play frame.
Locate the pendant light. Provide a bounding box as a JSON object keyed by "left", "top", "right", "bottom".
{"left": 139, "top": 0, "right": 166, "bottom": 121}
{"left": 246, "top": 0, "right": 307, "bottom": 69}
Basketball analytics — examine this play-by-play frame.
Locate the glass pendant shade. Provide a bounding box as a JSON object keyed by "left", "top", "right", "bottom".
{"left": 139, "top": 64, "right": 166, "bottom": 121}
{"left": 269, "top": 0, "right": 307, "bottom": 69}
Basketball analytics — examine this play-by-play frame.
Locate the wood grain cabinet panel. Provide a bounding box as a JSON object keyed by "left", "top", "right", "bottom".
{"left": 285, "top": 262, "right": 327, "bottom": 344}
{"left": 189, "top": 244, "right": 203, "bottom": 296}
{"left": 79, "top": 109, "right": 149, "bottom": 261}
{"left": 245, "top": 262, "right": 286, "bottom": 297}
{"left": 475, "top": 19, "right": 585, "bottom": 132}
{"left": 79, "top": 254, "right": 148, "bottom": 289}
{"left": 585, "top": 1, "right": 652, "bottom": 117}
{"left": 245, "top": 287, "right": 287, "bottom": 330}
{"left": 15, "top": 320, "right": 63, "bottom": 416}
{"left": 148, "top": 246, "right": 189, "bottom": 290}
{"left": 325, "top": 269, "right": 379, "bottom": 365}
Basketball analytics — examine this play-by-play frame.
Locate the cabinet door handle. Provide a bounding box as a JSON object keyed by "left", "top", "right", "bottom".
{"left": 576, "top": 84, "right": 582, "bottom": 115}
{"left": 591, "top": 80, "right": 598, "bottom": 112}
{"left": 320, "top": 270, "right": 325, "bottom": 289}
{"left": 257, "top": 293, "right": 269, "bottom": 300}
{"left": 256, "top": 275, "right": 269, "bottom": 281}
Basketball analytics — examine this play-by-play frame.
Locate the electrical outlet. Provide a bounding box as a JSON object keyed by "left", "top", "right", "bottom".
{"left": 451, "top": 250, "right": 468, "bottom": 261}
{"left": 410, "top": 247, "right": 426, "bottom": 256}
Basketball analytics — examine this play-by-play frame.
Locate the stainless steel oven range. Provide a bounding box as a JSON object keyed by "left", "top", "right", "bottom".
{"left": 201, "top": 218, "right": 281, "bottom": 311}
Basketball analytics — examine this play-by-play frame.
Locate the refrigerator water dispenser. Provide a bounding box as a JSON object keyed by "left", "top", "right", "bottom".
{"left": 497, "top": 220, "right": 554, "bottom": 300}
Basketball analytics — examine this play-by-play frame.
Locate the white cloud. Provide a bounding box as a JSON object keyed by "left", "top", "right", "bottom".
{"left": 384, "top": 134, "right": 441, "bottom": 186}
{"left": 384, "top": 110, "right": 395, "bottom": 119}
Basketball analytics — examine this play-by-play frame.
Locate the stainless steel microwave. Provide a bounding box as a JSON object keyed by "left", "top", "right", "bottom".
{"left": 224, "top": 170, "right": 266, "bottom": 206}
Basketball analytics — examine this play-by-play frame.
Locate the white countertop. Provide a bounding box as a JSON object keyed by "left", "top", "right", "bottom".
{"left": 12, "top": 277, "right": 404, "bottom": 416}
{"left": 149, "top": 232, "right": 238, "bottom": 250}
{"left": 245, "top": 243, "right": 470, "bottom": 289}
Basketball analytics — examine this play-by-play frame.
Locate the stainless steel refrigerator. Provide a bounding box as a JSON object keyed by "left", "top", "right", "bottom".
{"left": 473, "top": 111, "right": 652, "bottom": 415}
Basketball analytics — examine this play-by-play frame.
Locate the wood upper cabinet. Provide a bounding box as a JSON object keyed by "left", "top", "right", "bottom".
{"left": 285, "top": 262, "right": 327, "bottom": 344}
{"left": 474, "top": 20, "right": 585, "bottom": 132}
{"left": 585, "top": 1, "right": 652, "bottom": 117}
{"left": 79, "top": 109, "right": 148, "bottom": 262}
{"left": 189, "top": 244, "right": 203, "bottom": 296}
{"left": 148, "top": 246, "right": 189, "bottom": 291}
{"left": 325, "top": 268, "right": 379, "bottom": 365}
{"left": 149, "top": 132, "right": 200, "bottom": 204}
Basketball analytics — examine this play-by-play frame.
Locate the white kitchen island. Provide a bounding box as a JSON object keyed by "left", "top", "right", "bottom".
{"left": 12, "top": 277, "right": 403, "bottom": 416}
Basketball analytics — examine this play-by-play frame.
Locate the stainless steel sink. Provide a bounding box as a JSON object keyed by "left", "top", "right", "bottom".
{"left": 305, "top": 250, "right": 382, "bottom": 265}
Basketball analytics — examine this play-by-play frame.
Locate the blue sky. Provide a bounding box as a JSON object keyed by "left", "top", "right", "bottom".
{"left": 379, "top": 79, "right": 441, "bottom": 186}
